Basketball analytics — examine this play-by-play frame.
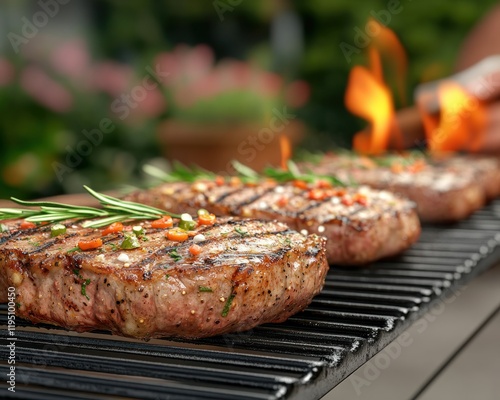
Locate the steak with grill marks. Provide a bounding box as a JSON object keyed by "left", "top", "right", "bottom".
{"left": 0, "top": 217, "right": 328, "bottom": 339}
{"left": 126, "top": 181, "right": 421, "bottom": 265}
{"left": 300, "top": 153, "right": 488, "bottom": 222}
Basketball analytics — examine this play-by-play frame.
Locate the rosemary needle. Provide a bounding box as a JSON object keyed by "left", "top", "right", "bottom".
{"left": 0, "top": 186, "right": 182, "bottom": 228}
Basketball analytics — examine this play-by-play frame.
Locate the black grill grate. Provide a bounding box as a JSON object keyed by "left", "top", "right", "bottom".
{"left": 1, "top": 200, "right": 500, "bottom": 400}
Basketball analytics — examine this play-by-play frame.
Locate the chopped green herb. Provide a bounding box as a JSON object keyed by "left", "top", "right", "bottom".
{"left": 15, "top": 302, "right": 21, "bottom": 309}
{"left": 169, "top": 249, "right": 182, "bottom": 262}
{"left": 72, "top": 268, "right": 80, "bottom": 276}
{"left": 0, "top": 223, "right": 9, "bottom": 233}
{"left": 67, "top": 247, "right": 80, "bottom": 254}
{"left": 221, "top": 292, "right": 235, "bottom": 317}
{"left": 108, "top": 243, "right": 118, "bottom": 251}
{"left": 132, "top": 225, "right": 145, "bottom": 237}
{"left": 234, "top": 227, "right": 249, "bottom": 237}
{"left": 165, "top": 274, "right": 170, "bottom": 280}
{"left": 51, "top": 223, "right": 67, "bottom": 237}
{"left": 199, "top": 286, "right": 213, "bottom": 293}
{"left": 28, "top": 240, "right": 41, "bottom": 247}
{"left": 120, "top": 233, "right": 141, "bottom": 250}
{"left": 141, "top": 236, "right": 149, "bottom": 242}
{"left": 81, "top": 279, "right": 91, "bottom": 300}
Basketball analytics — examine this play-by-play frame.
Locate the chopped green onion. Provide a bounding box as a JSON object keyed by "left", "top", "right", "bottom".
{"left": 169, "top": 249, "right": 182, "bottom": 262}
{"left": 132, "top": 225, "right": 145, "bottom": 236}
{"left": 179, "top": 213, "right": 196, "bottom": 231}
{"left": 51, "top": 224, "right": 67, "bottom": 237}
{"left": 179, "top": 220, "right": 196, "bottom": 230}
{"left": 197, "top": 209, "right": 209, "bottom": 216}
{"left": 0, "top": 224, "right": 9, "bottom": 233}
{"left": 120, "top": 233, "right": 141, "bottom": 250}
{"left": 199, "top": 286, "right": 213, "bottom": 293}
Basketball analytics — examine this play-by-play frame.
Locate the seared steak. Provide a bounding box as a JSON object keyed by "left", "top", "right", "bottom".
{"left": 126, "top": 181, "right": 421, "bottom": 265}
{"left": 301, "top": 153, "right": 487, "bottom": 222}
{"left": 0, "top": 217, "right": 328, "bottom": 339}
{"left": 432, "top": 155, "right": 500, "bottom": 201}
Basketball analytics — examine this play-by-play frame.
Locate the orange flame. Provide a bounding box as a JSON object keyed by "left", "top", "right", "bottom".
{"left": 370, "top": 18, "right": 408, "bottom": 105}
{"left": 346, "top": 65, "right": 397, "bottom": 154}
{"left": 279, "top": 134, "right": 292, "bottom": 170}
{"left": 420, "top": 82, "right": 487, "bottom": 153}
{"left": 345, "top": 18, "right": 407, "bottom": 154}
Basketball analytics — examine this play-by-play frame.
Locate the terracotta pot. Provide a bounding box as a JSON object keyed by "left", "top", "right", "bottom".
{"left": 157, "top": 119, "right": 305, "bottom": 174}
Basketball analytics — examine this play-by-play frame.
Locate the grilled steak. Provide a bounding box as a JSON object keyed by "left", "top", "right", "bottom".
{"left": 301, "top": 153, "right": 487, "bottom": 222}
{"left": 432, "top": 155, "right": 500, "bottom": 201}
{"left": 0, "top": 217, "right": 328, "bottom": 339}
{"left": 126, "top": 180, "right": 421, "bottom": 265}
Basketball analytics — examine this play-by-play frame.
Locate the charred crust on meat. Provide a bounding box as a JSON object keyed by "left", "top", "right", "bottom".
{"left": 305, "top": 247, "right": 321, "bottom": 257}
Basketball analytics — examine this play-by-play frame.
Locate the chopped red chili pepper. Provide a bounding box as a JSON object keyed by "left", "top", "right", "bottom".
{"left": 151, "top": 216, "right": 173, "bottom": 229}
{"left": 102, "top": 222, "right": 124, "bottom": 236}
{"left": 19, "top": 220, "right": 36, "bottom": 230}
{"left": 78, "top": 238, "right": 103, "bottom": 251}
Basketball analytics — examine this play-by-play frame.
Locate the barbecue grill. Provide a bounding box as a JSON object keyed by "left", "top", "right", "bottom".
{"left": 1, "top": 199, "right": 500, "bottom": 400}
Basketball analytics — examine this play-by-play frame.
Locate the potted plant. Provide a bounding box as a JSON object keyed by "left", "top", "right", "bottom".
{"left": 154, "top": 45, "right": 309, "bottom": 174}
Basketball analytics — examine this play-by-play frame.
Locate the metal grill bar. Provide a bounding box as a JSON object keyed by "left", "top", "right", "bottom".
{"left": 1, "top": 199, "right": 500, "bottom": 400}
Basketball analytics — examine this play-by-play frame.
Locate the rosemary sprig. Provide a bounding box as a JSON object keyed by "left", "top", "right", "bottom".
{"left": 144, "top": 159, "right": 346, "bottom": 187}
{"left": 262, "top": 160, "right": 346, "bottom": 187}
{"left": 0, "top": 186, "right": 182, "bottom": 228}
{"left": 144, "top": 161, "right": 216, "bottom": 183}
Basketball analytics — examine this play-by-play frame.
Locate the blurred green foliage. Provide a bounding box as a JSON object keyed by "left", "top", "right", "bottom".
{"left": 0, "top": 0, "right": 497, "bottom": 199}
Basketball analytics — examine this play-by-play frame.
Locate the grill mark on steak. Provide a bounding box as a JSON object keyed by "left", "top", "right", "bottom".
{"left": 27, "top": 233, "right": 79, "bottom": 255}
{"left": 224, "top": 186, "right": 279, "bottom": 213}
{"left": 130, "top": 225, "right": 294, "bottom": 271}
{"left": 125, "top": 180, "right": 421, "bottom": 265}
{"left": 212, "top": 186, "right": 247, "bottom": 204}
{"left": 0, "top": 216, "right": 328, "bottom": 339}
{"left": 0, "top": 229, "right": 25, "bottom": 245}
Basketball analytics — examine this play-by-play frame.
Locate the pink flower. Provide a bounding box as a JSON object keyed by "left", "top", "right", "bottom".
{"left": 255, "top": 71, "right": 283, "bottom": 98}
{"left": 154, "top": 51, "right": 182, "bottom": 86}
{"left": 189, "top": 72, "right": 220, "bottom": 101}
{"left": 90, "top": 61, "right": 134, "bottom": 97}
{"left": 128, "top": 86, "right": 167, "bottom": 121}
{"left": 0, "top": 58, "right": 14, "bottom": 87}
{"left": 20, "top": 65, "right": 73, "bottom": 113}
{"left": 50, "top": 38, "right": 90, "bottom": 80}
{"left": 181, "top": 44, "right": 214, "bottom": 82}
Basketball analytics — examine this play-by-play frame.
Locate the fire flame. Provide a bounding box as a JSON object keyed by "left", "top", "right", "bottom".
{"left": 346, "top": 65, "right": 397, "bottom": 154}
{"left": 420, "top": 82, "right": 487, "bottom": 153}
{"left": 370, "top": 19, "right": 408, "bottom": 105}
{"left": 345, "top": 18, "right": 406, "bottom": 154}
{"left": 279, "top": 134, "right": 292, "bottom": 170}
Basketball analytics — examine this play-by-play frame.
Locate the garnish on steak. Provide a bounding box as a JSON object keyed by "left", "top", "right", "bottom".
{"left": 126, "top": 178, "right": 421, "bottom": 265}
{"left": 300, "top": 152, "right": 490, "bottom": 222}
{"left": 0, "top": 216, "right": 328, "bottom": 339}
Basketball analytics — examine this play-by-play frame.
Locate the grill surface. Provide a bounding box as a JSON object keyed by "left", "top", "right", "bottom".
{"left": 1, "top": 199, "right": 500, "bottom": 400}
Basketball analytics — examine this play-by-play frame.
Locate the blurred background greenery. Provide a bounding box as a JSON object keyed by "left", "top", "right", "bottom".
{"left": 0, "top": 0, "right": 497, "bottom": 199}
